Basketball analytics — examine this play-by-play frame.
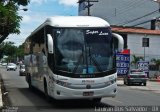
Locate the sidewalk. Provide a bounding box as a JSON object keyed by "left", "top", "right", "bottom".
{"left": 117, "top": 78, "right": 160, "bottom": 86}
{"left": 0, "top": 77, "right": 3, "bottom": 108}
{"left": 117, "top": 78, "right": 160, "bottom": 93}
{"left": 117, "top": 79, "right": 124, "bottom": 86}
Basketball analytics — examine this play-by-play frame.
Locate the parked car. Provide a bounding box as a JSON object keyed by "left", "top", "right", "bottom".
{"left": 6, "top": 63, "right": 17, "bottom": 71}
{"left": 123, "top": 69, "right": 148, "bottom": 86}
{"left": 1, "top": 62, "right": 7, "bottom": 66}
{"left": 19, "top": 64, "right": 26, "bottom": 76}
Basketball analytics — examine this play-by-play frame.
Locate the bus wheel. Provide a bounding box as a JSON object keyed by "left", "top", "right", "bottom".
{"left": 44, "top": 79, "right": 51, "bottom": 102}
{"left": 28, "top": 75, "right": 33, "bottom": 90}
{"left": 124, "top": 80, "right": 126, "bottom": 85}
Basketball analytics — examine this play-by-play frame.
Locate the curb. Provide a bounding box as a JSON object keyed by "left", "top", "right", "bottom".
{"left": 0, "top": 88, "right": 2, "bottom": 108}
{"left": 0, "top": 79, "right": 3, "bottom": 109}
{"left": 149, "top": 79, "right": 160, "bottom": 82}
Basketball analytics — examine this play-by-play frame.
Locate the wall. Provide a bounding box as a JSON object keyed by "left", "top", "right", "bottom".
{"left": 128, "top": 33, "right": 160, "bottom": 61}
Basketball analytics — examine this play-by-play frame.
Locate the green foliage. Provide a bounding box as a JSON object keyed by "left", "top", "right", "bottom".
{"left": 131, "top": 54, "right": 144, "bottom": 68}
{"left": 151, "top": 58, "right": 160, "bottom": 66}
{"left": 16, "top": 43, "right": 25, "bottom": 59}
{"left": 0, "top": 41, "right": 17, "bottom": 57}
{"left": 0, "top": 41, "right": 25, "bottom": 62}
{"left": 0, "top": 0, "right": 30, "bottom": 43}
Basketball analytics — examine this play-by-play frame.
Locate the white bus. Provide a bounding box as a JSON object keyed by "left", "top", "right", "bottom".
{"left": 24, "top": 16, "right": 124, "bottom": 102}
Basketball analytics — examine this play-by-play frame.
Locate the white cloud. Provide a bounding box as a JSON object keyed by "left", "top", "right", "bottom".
{"left": 30, "top": 0, "right": 78, "bottom": 6}
{"left": 7, "top": 13, "right": 50, "bottom": 46}
{"left": 4, "top": 33, "right": 28, "bottom": 46}
{"left": 6, "top": 0, "right": 78, "bottom": 46}
{"left": 58, "top": 0, "right": 78, "bottom": 6}
{"left": 30, "top": 0, "right": 48, "bottom": 5}
{"left": 22, "top": 15, "right": 31, "bottom": 24}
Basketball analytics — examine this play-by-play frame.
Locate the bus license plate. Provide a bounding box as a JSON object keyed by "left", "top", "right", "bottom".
{"left": 83, "top": 91, "right": 94, "bottom": 96}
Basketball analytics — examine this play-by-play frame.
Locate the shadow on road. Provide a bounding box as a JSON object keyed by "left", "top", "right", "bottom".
{"left": 17, "top": 88, "right": 112, "bottom": 110}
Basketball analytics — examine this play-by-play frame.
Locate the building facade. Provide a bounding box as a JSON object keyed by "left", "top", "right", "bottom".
{"left": 112, "top": 26, "right": 160, "bottom": 61}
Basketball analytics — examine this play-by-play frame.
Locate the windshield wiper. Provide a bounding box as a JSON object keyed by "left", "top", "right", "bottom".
{"left": 88, "top": 47, "right": 103, "bottom": 72}
{"left": 73, "top": 48, "right": 84, "bottom": 73}
{"left": 73, "top": 46, "right": 103, "bottom": 73}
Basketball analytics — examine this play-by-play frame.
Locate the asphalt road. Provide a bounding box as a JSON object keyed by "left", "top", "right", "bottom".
{"left": 0, "top": 66, "right": 160, "bottom": 112}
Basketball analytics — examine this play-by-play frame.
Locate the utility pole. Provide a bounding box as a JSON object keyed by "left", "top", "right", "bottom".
{"left": 78, "top": 0, "right": 98, "bottom": 16}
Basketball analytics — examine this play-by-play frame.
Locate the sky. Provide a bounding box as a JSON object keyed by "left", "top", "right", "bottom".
{"left": 5, "top": 0, "right": 79, "bottom": 46}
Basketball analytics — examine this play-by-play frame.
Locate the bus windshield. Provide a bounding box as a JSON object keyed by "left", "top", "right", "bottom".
{"left": 54, "top": 28, "right": 114, "bottom": 74}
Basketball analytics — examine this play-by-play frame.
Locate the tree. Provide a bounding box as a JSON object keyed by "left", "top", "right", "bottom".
{"left": 16, "top": 43, "right": 25, "bottom": 60}
{"left": 0, "top": 41, "right": 25, "bottom": 62}
{"left": 151, "top": 58, "right": 160, "bottom": 70}
{"left": 0, "top": 0, "right": 30, "bottom": 43}
{"left": 0, "top": 41, "right": 16, "bottom": 62}
{"left": 0, "top": 41, "right": 16, "bottom": 56}
{"left": 151, "top": 58, "right": 160, "bottom": 78}
{"left": 131, "top": 54, "right": 144, "bottom": 69}
{"left": 151, "top": 59, "right": 160, "bottom": 65}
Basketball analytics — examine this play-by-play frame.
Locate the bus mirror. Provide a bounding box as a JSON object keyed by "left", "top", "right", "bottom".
{"left": 47, "top": 34, "right": 54, "bottom": 54}
{"left": 112, "top": 33, "right": 124, "bottom": 52}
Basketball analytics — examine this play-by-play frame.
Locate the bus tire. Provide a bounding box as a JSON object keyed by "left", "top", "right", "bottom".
{"left": 28, "top": 75, "right": 33, "bottom": 90}
{"left": 127, "top": 82, "right": 131, "bottom": 86}
{"left": 143, "top": 83, "right": 146, "bottom": 86}
{"left": 44, "top": 78, "right": 51, "bottom": 102}
{"left": 124, "top": 80, "right": 126, "bottom": 85}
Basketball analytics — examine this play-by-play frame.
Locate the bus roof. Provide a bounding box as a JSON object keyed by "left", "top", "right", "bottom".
{"left": 27, "top": 16, "right": 110, "bottom": 39}
{"left": 44, "top": 16, "right": 110, "bottom": 27}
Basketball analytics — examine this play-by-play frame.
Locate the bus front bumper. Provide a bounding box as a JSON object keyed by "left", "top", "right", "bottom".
{"left": 50, "top": 83, "right": 117, "bottom": 100}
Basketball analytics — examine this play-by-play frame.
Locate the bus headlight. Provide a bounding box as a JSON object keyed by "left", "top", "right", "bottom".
{"left": 56, "top": 80, "right": 70, "bottom": 87}
{"left": 105, "top": 78, "right": 116, "bottom": 86}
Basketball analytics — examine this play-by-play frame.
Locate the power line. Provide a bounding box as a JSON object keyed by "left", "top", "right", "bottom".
{"left": 119, "top": 9, "right": 159, "bottom": 26}
{"left": 112, "top": 15, "right": 160, "bottom": 33}
{"left": 106, "top": 0, "right": 155, "bottom": 25}
{"left": 113, "top": 0, "right": 139, "bottom": 13}
{"left": 114, "top": 0, "right": 146, "bottom": 17}
{"left": 106, "top": 0, "right": 147, "bottom": 20}
{"left": 133, "top": 20, "right": 152, "bottom": 27}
